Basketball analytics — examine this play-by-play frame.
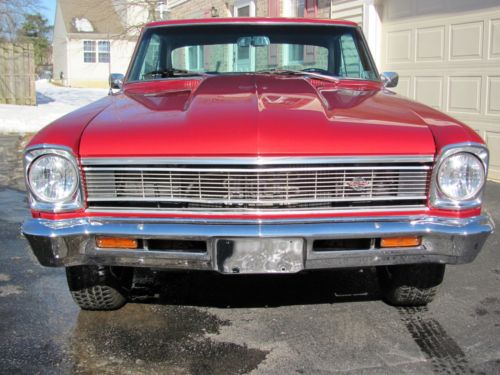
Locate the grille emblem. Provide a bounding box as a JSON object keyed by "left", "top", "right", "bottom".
{"left": 345, "top": 177, "right": 371, "bottom": 191}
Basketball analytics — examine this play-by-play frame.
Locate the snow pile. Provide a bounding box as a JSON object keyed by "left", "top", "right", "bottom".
{"left": 0, "top": 80, "right": 107, "bottom": 133}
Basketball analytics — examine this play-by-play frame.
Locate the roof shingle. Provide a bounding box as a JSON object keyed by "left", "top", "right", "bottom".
{"left": 59, "top": 0, "right": 125, "bottom": 35}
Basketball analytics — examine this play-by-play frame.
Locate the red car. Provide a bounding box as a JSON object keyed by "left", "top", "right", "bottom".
{"left": 22, "top": 18, "right": 493, "bottom": 310}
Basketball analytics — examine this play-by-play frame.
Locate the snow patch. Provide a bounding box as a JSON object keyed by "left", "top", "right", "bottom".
{"left": 72, "top": 17, "right": 94, "bottom": 32}
{"left": 0, "top": 80, "right": 107, "bottom": 133}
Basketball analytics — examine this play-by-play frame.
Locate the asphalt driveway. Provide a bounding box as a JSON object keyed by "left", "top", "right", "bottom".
{"left": 0, "top": 134, "right": 499, "bottom": 374}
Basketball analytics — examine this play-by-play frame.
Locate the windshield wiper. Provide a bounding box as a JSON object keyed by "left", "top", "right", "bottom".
{"left": 256, "top": 68, "right": 339, "bottom": 83}
{"left": 143, "top": 68, "right": 207, "bottom": 79}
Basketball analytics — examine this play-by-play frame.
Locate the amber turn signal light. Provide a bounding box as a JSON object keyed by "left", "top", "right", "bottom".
{"left": 380, "top": 236, "right": 421, "bottom": 248}
{"left": 96, "top": 237, "right": 138, "bottom": 249}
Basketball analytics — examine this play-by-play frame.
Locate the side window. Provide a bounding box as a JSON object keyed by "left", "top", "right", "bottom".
{"left": 339, "top": 34, "right": 362, "bottom": 78}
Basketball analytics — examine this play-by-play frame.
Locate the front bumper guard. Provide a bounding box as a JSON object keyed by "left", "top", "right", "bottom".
{"left": 21, "top": 214, "right": 494, "bottom": 272}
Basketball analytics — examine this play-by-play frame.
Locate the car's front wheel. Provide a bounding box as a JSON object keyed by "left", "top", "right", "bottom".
{"left": 66, "top": 265, "right": 131, "bottom": 310}
{"left": 377, "top": 264, "right": 445, "bottom": 306}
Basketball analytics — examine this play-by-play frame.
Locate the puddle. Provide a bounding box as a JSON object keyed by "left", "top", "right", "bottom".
{"left": 70, "top": 303, "right": 268, "bottom": 374}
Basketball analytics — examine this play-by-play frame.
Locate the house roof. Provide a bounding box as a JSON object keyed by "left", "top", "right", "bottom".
{"left": 59, "top": 0, "right": 125, "bottom": 36}
{"left": 146, "top": 17, "right": 358, "bottom": 29}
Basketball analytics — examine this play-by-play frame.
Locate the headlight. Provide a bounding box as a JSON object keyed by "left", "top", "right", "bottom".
{"left": 430, "top": 143, "right": 488, "bottom": 209}
{"left": 24, "top": 146, "right": 83, "bottom": 212}
{"left": 437, "top": 152, "right": 484, "bottom": 200}
{"left": 28, "top": 154, "right": 78, "bottom": 202}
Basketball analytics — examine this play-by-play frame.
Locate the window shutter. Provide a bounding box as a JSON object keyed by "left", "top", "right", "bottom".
{"left": 268, "top": 0, "right": 279, "bottom": 65}
{"left": 305, "top": 0, "right": 317, "bottom": 17}
{"left": 304, "top": 0, "right": 317, "bottom": 63}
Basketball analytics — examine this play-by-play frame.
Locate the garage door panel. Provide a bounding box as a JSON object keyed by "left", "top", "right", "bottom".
{"left": 416, "top": 26, "right": 445, "bottom": 61}
{"left": 394, "top": 75, "right": 411, "bottom": 97}
{"left": 450, "top": 21, "right": 484, "bottom": 60}
{"left": 448, "top": 76, "right": 482, "bottom": 114}
{"left": 487, "top": 76, "right": 500, "bottom": 115}
{"left": 387, "top": 30, "right": 412, "bottom": 63}
{"left": 490, "top": 19, "right": 500, "bottom": 58}
{"left": 415, "top": 77, "right": 443, "bottom": 109}
{"left": 485, "top": 131, "right": 500, "bottom": 180}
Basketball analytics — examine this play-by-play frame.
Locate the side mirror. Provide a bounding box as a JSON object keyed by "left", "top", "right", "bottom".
{"left": 108, "top": 73, "right": 124, "bottom": 94}
{"left": 381, "top": 72, "right": 399, "bottom": 88}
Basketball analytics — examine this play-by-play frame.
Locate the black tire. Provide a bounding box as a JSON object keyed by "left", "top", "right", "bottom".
{"left": 66, "top": 265, "right": 130, "bottom": 310}
{"left": 377, "top": 264, "right": 445, "bottom": 306}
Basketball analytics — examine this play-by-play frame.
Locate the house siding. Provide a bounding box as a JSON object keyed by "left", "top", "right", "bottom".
{"left": 65, "top": 39, "right": 135, "bottom": 88}
{"left": 52, "top": 3, "right": 68, "bottom": 85}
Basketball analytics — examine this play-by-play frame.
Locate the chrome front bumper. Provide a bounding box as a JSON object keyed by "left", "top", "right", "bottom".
{"left": 22, "top": 214, "right": 494, "bottom": 272}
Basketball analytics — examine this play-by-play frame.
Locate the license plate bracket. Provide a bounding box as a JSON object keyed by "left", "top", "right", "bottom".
{"left": 215, "top": 238, "right": 304, "bottom": 274}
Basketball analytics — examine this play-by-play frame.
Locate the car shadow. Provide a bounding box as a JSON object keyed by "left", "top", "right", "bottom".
{"left": 133, "top": 268, "right": 382, "bottom": 308}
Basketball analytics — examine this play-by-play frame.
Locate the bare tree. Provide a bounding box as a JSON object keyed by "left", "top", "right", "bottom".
{"left": 0, "top": 0, "right": 40, "bottom": 41}
{"left": 110, "top": 0, "right": 167, "bottom": 37}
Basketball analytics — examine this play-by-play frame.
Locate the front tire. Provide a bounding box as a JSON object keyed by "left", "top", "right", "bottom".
{"left": 377, "top": 264, "right": 445, "bottom": 306}
{"left": 66, "top": 265, "right": 130, "bottom": 310}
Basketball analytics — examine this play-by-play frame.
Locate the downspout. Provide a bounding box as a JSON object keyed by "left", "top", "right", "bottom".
{"left": 66, "top": 36, "right": 71, "bottom": 86}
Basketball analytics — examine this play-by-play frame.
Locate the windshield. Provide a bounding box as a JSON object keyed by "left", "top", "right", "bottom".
{"left": 128, "top": 24, "right": 379, "bottom": 82}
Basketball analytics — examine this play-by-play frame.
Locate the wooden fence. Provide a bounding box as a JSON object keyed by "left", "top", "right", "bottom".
{"left": 0, "top": 43, "right": 36, "bottom": 105}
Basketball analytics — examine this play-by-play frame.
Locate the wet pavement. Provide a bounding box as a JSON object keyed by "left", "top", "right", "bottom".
{"left": 0, "top": 134, "right": 499, "bottom": 374}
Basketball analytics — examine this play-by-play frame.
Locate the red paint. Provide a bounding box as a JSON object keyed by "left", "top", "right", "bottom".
{"left": 146, "top": 17, "right": 358, "bottom": 29}
{"left": 27, "top": 18, "right": 487, "bottom": 220}
{"left": 27, "top": 97, "right": 113, "bottom": 154}
{"left": 34, "top": 207, "right": 481, "bottom": 221}
{"left": 401, "top": 98, "right": 484, "bottom": 153}
{"left": 79, "top": 75, "right": 436, "bottom": 157}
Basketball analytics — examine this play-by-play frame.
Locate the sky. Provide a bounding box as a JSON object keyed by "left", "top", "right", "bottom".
{"left": 39, "top": 0, "right": 56, "bottom": 26}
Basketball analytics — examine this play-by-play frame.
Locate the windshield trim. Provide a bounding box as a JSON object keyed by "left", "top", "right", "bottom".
{"left": 147, "top": 22, "right": 358, "bottom": 30}
{"left": 146, "top": 19, "right": 359, "bottom": 29}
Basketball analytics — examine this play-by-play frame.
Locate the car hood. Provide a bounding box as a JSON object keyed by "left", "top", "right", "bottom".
{"left": 79, "top": 75, "right": 437, "bottom": 157}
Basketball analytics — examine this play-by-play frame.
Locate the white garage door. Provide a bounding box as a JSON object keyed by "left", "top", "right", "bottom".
{"left": 380, "top": 0, "right": 500, "bottom": 180}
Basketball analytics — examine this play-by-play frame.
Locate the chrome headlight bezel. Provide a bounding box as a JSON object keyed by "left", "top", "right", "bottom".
{"left": 24, "top": 145, "right": 83, "bottom": 213}
{"left": 430, "top": 142, "right": 489, "bottom": 210}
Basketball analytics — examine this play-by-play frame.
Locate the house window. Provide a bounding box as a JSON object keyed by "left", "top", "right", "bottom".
{"left": 98, "top": 41, "right": 110, "bottom": 63}
{"left": 83, "top": 41, "right": 96, "bottom": 63}
{"left": 83, "top": 40, "right": 110, "bottom": 63}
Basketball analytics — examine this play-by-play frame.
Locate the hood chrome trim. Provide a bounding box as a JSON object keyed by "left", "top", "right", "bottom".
{"left": 81, "top": 155, "right": 434, "bottom": 166}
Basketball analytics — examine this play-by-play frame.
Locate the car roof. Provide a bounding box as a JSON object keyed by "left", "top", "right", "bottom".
{"left": 146, "top": 17, "right": 358, "bottom": 28}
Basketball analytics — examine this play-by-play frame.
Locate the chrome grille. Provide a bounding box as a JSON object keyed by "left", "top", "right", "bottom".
{"left": 83, "top": 160, "right": 432, "bottom": 212}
